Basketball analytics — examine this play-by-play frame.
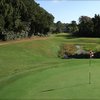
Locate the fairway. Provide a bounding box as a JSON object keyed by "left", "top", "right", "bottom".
{"left": 0, "top": 34, "right": 100, "bottom": 99}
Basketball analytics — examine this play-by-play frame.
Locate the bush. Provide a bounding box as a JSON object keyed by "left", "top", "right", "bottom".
{"left": 1, "top": 30, "right": 29, "bottom": 41}
{"left": 58, "top": 44, "right": 77, "bottom": 58}
{"left": 2, "top": 31, "right": 16, "bottom": 41}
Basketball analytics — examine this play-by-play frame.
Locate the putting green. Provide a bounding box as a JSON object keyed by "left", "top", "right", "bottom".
{"left": 0, "top": 59, "right": 100, "bottom": 99}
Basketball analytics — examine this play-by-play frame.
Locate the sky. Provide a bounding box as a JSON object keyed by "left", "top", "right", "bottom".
{"left": 36, "top": 0, "right": 100, "bottom": 23}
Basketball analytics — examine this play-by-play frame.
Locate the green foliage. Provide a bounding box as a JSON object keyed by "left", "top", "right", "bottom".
{"left": 2, "top": 31, "right": 28, "bottom": 41}
{"left": 54, "top": 21, "right": 70, "bottom": 33}
{"left": 78, "top": 16, "right": 94, "bottom": 37}
{"left": 52, "top": 21, "right": 79, "bottom": 34}
{"left": 0, "top": 15, "right": 5, "bottom": 32}
{"left": 0, "top": 0, "right": 54, "bottom": 41}
{"left": 73, "top": 14, "right": 100, "bottom": 37}
{"left": 92, "top": 14, "right": 100, "bottom": 37}
{"left": 67, "top": 21, "right": 79, "bottom": 33}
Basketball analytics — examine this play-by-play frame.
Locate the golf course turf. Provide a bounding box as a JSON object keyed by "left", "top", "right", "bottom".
{"left": 0, "top": 33, "right": 100, "bottom": 99}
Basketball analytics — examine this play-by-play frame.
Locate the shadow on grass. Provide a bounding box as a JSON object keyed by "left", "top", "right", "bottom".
{"left": 55, "top": 34, "right": 79, "bottom": 39}
{"left": 41, "top": 82, "right": 88, "bottom": 93}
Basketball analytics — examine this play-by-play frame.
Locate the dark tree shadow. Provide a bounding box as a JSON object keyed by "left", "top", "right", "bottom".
{"left": 55, "top": 34, "right": 79, "bottom": 39}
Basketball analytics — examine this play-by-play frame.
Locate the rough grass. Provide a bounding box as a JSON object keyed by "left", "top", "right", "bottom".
{"left": 0, "top": 33, "right": 100, "bottom": 99}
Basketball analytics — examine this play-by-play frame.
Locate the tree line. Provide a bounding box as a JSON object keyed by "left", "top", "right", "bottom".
{"left": 76, "top": 14, "right": 100, "bottom": 37}
{"left": 0, "top": 0, "right": 100, "bottom": 41}
{"left": 53, "top": 14, "right": 100, "bottom": 37}
{"left": 0, "top": 0, "right": 54, "bottom": 41}
{"left": 52, "top": 20, "right": 78, "bottom": 34}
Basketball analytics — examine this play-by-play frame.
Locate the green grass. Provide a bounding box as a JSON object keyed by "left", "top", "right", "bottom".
{"left": 0, "top": 33, "right": 100, "bottom": 99}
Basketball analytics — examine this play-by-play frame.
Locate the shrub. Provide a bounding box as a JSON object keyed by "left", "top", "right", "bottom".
{"left": 1, "top": 30, "right": 29, "bottom": 41}
{"left": 58, "top": 44, "right": 77, "bottom": 58}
